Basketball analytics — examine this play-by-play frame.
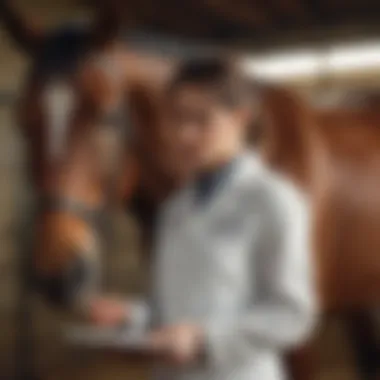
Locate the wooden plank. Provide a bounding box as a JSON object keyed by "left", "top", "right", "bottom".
{"left": 203, "top": 0, "right": 272, "bottom": 29}
{"left": 0, "top": 91, "right": 17, "bottom": 105}
{"left": 230, "top": 22, "right": 380, "bottom": 52}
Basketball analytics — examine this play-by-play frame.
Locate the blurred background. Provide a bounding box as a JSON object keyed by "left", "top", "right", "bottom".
{"left": 1, "top": 0, "right": 380, "bottom": 379}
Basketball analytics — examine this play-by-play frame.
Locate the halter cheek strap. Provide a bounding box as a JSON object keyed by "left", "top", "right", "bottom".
{"left": 39, "top": 195, "right": 105, "bottom": 228}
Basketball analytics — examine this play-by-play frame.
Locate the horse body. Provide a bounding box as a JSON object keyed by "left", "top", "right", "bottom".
{"left": 314, "top": 108, "right": 380, "bottom": 310}
{"left": 259, "top": 88, "right": 380, "bottom": 310}
{"left": 250, "top": 88, "right": 380, "bottom": 379}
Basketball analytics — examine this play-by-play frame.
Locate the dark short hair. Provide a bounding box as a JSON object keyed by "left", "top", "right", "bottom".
{"left": 168, "top": 57, "right": 253, "bottom": 108}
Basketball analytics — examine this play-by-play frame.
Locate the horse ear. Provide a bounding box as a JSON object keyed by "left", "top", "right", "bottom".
{"left": 0, "top": 0, "right": 44, "bottom": 55}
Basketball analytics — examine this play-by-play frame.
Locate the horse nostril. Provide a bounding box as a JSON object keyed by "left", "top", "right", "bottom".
{"left": 33, "top": 253, "right": 96, "bottom": 307}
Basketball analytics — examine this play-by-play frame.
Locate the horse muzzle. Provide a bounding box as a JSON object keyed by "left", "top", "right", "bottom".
{"left": 33, "top": 251, "right": 100, "bottom": 310}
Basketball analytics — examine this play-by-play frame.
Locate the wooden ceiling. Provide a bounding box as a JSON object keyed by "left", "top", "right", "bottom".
{"left": 5, "top": 0, "right": 380, "bottom": 50}
{"left": 98, "top": 0, "right": 380, "bottom": 49}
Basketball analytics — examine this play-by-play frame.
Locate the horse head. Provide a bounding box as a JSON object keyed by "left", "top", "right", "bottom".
{"left": 1, "top": 1, "right": 138, "bottom": 310}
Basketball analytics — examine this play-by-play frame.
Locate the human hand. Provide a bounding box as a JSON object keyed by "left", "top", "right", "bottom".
{"left": 148, "top": 323, "right": 205, "bottom": 367}
{"left": 88, "top": 295, "right": 129, "bottom": 326}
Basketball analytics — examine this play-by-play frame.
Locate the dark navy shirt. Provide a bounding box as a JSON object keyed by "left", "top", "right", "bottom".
{"left": 194, "top": 158, "right": 238, "bottom": 205}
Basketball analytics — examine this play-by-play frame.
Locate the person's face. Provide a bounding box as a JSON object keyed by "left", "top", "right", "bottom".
{"left": 162, "top": 84, "right": 247, "bottom": 174}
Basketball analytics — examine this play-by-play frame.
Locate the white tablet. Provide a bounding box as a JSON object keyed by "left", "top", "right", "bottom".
{"left": 64, "top": 324, "right": 152, "bottom": 352}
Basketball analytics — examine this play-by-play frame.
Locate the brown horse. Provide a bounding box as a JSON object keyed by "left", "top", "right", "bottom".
{"left": 1, "top": 2, "right": 379, "bottom": 380}
{"left": 0, "top": 0, "right": 160, "bottom": 305}
{"left": 257, "top": 87, "right": 380, "bottom": 379}
{"left": 1, "top": 2, "right": 172, "bottom": 377}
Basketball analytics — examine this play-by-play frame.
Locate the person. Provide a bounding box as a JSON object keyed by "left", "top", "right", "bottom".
{"left": 89, "top": 58, "right": 317, "bottom": 380}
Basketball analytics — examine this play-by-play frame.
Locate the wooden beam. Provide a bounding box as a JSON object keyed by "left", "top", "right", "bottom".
{"left": 302, "top": 0, "right": 333, "bottom": 24}
{"left": 127, "top": 0, "right": 223, "bottom": 38}
{"left": 0, "top": 90, "right": 17, "bottom": 105}
{"left": 269, "top": 0, "right": 312, "bottom": 23}
{"left": 231, "top": 22, "right": 380, "bottom": 52}
{"left": 203, "top": 0, "right": 273, "bottom": 29}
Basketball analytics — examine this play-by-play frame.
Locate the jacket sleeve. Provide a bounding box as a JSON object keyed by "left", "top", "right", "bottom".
{"left": 203, "top": 179, "right": 318, "bottom": 368}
